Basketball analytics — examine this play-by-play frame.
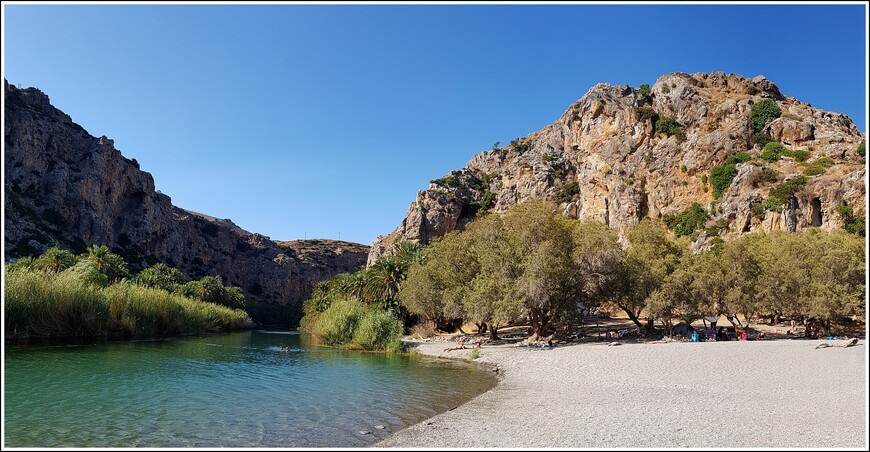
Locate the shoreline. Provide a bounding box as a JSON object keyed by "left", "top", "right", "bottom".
{"left": 375, "top": 337, "right": 867, "bottom": 448}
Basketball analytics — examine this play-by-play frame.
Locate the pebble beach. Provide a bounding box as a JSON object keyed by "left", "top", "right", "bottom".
{"left": 375, "top": 338, "right": 867, "bottom": 448}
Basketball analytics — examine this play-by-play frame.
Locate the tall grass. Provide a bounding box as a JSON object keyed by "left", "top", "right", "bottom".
{"left": 4, "top": 269, "right": 250, "bottom": 340}
{"left": 301, "top": 296, "right": 403, "bottom": 352}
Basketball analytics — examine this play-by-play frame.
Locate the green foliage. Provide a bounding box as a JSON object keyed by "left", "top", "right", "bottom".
{"left": 661, "top": 84, "right": 670, "bottom": 94}
{"left": 857, "top": 140, "right": 866, "bottom": 157}
{"left": 637, "top": 83, "right": 652, "bottom": 105}
{"left": 301, "top": 295, "right": 403, "bottom": 352}
{"left": 781, "top": 148, "right": 809, "bottom": 162}
{"left": 701, "top": 174, "right": 708, "bottom": 185}
{"left": 655, "top": 116, "right": 685, "bottom": 141}
{"left": 33, "top": 247, "right": 76, "bottom": 273}
{"left": 401, "top": 200, "right": 624, "bottom": 339}
{"left": 802, "top": 165, "right": 826, "bottom": 176}
{"left": 761, "top": 142, "right": 788, "bottom": 162}
{"left": 542, "top": 154, "right": 553, "bottom": 162}
{"left": 634, "top": 105, "right": 658, "bottom": 122}
{"left": 81, "top": 245, "right": 129, "bottom": 283}
{"left": 492, "top": 141, "right": 500, "bottom": 151}
{"left": 662, "top": 203, "right": 709, "bottom": 238}
{"left": 751, "top": 131, "right": 774, "bottom": 148}
{"left": 758, "top": 167, "right": 779, "bottom": 183}
{"left": 750, "top": 98, "right": 781, "bottom": 134}
{"left": 133, "top": 263, "right": 187, "bottom": 293}
{"left": 510, "top": 138, "right": 530, "bottom": 155}
{"left": 710, "top": 163, "right": 738, "bottom": 199}
{"left": 353, "top": 308, "right": 403, "bottom": 352}
{"left": 175, "top": 275, "right": 246, "bottom": 310}
{"left": 759, "top": 176, "right": 808, "bottom": 212}
{"left": 836, "top": 205, "right": 866, "bottom": 237}
{"left": 725, "top": 152, "right": 752, "bottom": 165}
{"left": 557, "top": 181, "right": 580, "bottom": 203}
{"left": 473, "top": 191, "right": 496, "bottom": 213}
{"left": 643, "top": 152, "right": 654, "bottom": 165}
{"left": 680, "top": 164, "right": 687, "bottom": 173}
{"left": 435, "top": 175, "right": 455, "bottom": 187}
{"left": 747, "top": 85, "right": 759, "bottom": 95}
{"left": 750, "top": 202, "right": 766, "bottom": 220}
{"left": 4, "top": 267, "right": 249, "bottom": 340}
{"left": 625, "top": 177, "right": 634, "bottom": 186}
{"left": 470, "top": 348, "right": 480, "bottom": 360}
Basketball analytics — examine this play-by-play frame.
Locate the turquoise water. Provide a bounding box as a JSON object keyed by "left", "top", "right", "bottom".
{"left": 4, "top": 331, "right": 496, "bottom": 447}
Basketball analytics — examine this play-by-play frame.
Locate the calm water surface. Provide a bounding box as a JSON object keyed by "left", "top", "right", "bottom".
{"left": 4, "top": 331, "right": 496, "bottom": 447}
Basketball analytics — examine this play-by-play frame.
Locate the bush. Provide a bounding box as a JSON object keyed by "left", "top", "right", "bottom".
{"left": 750, "top": 98, "right": 781, "bottom": 134}
{"left": 725, "top": 152, "right": 752, "bottom": 165}
{"left": 750, "top": 202, "right": 767, "bottom": 220}
{"left": 655, "top": 116, "right": 685, "bottom": 141}
{"left": 511, "top": 138, "right": 530, "bottom": 155}
{"left": 634, "top": 105, "right": 657, "bottom": 122}
{"left": 680, "top": 164, "right": 687, "bottom": 173}
{"left": 837, "top": 205, "right": 866, "bottom": 237}
{"left": 638, "top": 83, "right": 652, "bottom": 105}
{"left": 758, "top": 167, "right": 779, "bottom": 183}
{"left": 764, "top": 176, "right": 807, "bottom": 210}
{"left": 857, "top": 140, "right": 866, "bottom": 157}
{"left": 301, "top": 296, "right": 403, "bottom": 352}
{"left": 802, "top": 165, "right": 825, "bottom": 176}
{"left": 781, "top": 148, "right": 809, "bottom": 162}
{"left": 710, "top": 163, "right": 738, "bottom": 199}
{"left": 352, "top": 308, "right": 403, "bottom": 352}
{"left": 557, "top": 181, "right": 580, "bottom": 202}
{"left": 470, "top": 348, "right": 480, "bottom": 360}
{"left": 435, "top": 175, "right": 455, "bottom": 187}
{"left": 751, "top": 131, "right": 774, "bottom": 148}
{"left": 701, "top": 174, "right": 708, "bottom": 185}
{"left": 662, "top": 203, "right": 709, "bottom": 238}
{"left": 761, "top": 142, "right": 788, "bottom": 162}
{"left": 542, "top": 154, "right": 553, "bottom": 162}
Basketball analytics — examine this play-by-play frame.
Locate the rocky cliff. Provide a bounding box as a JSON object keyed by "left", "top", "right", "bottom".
{"left": 4, "top": 80, "right": 369, "bottom": 326}
{"left": 369, "top": 72, "right": 865, "bottom": 265}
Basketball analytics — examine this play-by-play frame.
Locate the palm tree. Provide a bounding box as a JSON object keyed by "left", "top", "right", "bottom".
{"left": 133, "top": 263, "right": 186, "bottom": 292}
{"left": 365, "top": 257, "right": 409, "bottom": 311}
{"left": 333, "top": 271, "right": 366, "bottom": 301}
{"left": 81, "top": 245, "right": 129, "bottom": 283}
{"left": 394, "top": 241, "right": 425, "bottom": 266}
{"left": 34, "top": 247, "right": 77, "bottom": 273}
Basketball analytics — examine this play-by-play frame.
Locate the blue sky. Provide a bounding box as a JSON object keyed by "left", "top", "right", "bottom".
{"left": 3, "top": 4, "right": 867, "bottom": 246}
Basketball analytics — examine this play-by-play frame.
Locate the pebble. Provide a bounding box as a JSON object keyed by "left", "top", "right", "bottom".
{"left": 359, "top": 430, "right": 371, "bottom": 435}
{"left": 375, "top": 425, "right": 385, "bottom": 430}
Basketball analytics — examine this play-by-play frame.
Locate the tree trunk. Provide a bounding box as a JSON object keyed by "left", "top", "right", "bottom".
{"left": 476, "top": 322, "right": 487, "bottom": 335}
{"left": 617, "top": 303, "right": 645, "bottom": 331}
{"left": 645, "top": 317, "right": 655, "bottom": 336}
{"left": 488, "top": 323, "right": 499, "bottom": 341}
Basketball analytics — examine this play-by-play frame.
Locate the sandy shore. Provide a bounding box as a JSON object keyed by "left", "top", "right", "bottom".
{"left": 375, "top": 338, "right": 867, "bottom": 448}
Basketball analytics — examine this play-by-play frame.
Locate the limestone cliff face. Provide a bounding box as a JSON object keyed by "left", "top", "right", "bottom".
{"left": 4, "top": 81, "right": 368, "bottom": 325}
{"left": 369, "top": 72, "right": 865, "bottom": 264}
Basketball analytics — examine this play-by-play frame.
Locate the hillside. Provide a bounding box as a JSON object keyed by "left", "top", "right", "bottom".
{"left": 369, "top": 72, "right": 865, "bottom": 265}
{"left": 3, "top": 80, "right": 368, "bottom": 326}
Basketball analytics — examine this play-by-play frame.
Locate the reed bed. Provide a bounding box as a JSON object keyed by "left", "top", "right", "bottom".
{"left": 5, "top": 269, "right": 250, "bottom": 340}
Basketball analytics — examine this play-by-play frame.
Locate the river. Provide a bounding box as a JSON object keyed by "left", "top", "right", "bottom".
{"left": 3, "top": 330, "right": 496, "bottom": 447}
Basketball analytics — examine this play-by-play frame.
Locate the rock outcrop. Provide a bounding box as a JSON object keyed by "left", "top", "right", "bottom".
{"left": 4, "top": 81, "right": 368, "bottom": 326}
{"left": 369, "top": 72, "right": 865, "bottom": 265}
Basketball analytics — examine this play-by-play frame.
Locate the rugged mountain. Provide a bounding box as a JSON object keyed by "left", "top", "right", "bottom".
{"left": 4, "top": 81, "right": 368, "bottom": 326}
{"left": 369, "top": 72, "right": 865, "bottom": 265}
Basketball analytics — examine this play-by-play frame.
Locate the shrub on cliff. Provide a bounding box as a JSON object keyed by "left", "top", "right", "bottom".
{"left": 663, "top": 203, "right": 709, "bottom": 238}
{"left": 750, "top": 98, "right": 781, "bottom": 134}
{"left": 710, "top": 163, "right": 738, "bottom": 199}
